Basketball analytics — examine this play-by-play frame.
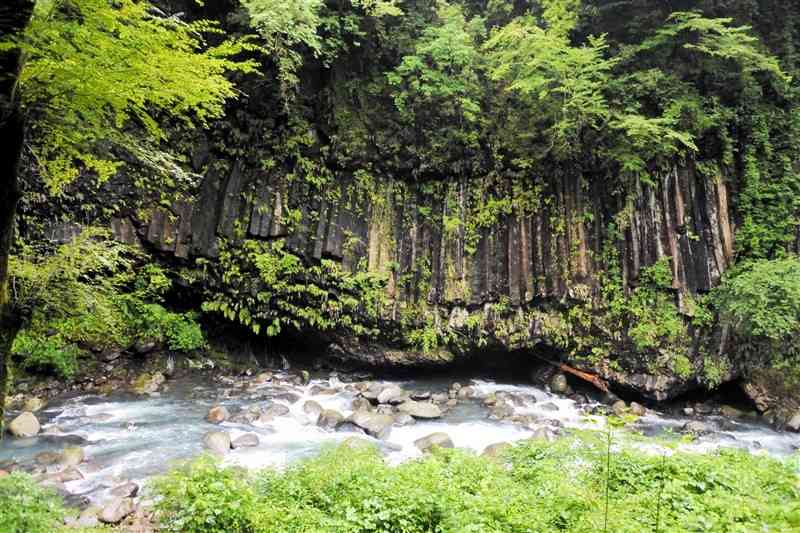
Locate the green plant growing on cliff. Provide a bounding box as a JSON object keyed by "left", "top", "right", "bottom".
{"left": 201, "top": 239, "right": 387, "bottom": 339}
{"left": 712, "top": 257, "right": 800, "bottom": 374}
{"left": 10, "top": 230, "right": 205, "bottom": 377}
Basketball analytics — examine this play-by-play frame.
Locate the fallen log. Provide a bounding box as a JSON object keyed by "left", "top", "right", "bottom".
{"left": 533, "top": 355, "right": 609, "bottom": 393}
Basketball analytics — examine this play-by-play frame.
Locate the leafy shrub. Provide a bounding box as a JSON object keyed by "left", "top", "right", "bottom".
{"left": 713, "top": 257, "right": 800, "bottom": 343}
{"left": 154, "top": 436, "right": 800, "bottom": 533}
{"left": 153, "top": 456, "right": 257, "bottom": 533}
{"left": 0, "top": 473, "right": 66, "bottom": 533}
{"left": 13, "top": 330, "right": 81, "bottom": 378}
{"left": 10, "top": 229, "right": 205, "bottom": 377}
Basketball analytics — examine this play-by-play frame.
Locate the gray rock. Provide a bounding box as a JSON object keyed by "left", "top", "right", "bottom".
{"left": 719, "top": 405, "right": 744, "bottom": 419}
{"left": 361, "top": 383, "right": 384, "bottom": 401}
{"left": 262, "top": 403, "right": 290, "bottom": 418}
{"left": 110, "top": 482, "right": 139, "bottom": 498}
{"left": 488, "top": 404, "right": 514, "bottom": 420}
{"left": 549, "top": 373, "right": 568, "bottom": 394}
{"left": 376, "top": 404, "right": 394, "bottom": 415}
{"left": 350, "top": 411, "right": 393, "bottom": 439}
{"left": 410, "top": 391, "right": 431, "bottom": 401}
{"left": 786, "top": 411, "right": 800, "bottom": 432}
{"left": 482, "top": 442, "right": 512, "bottom": 458}
{"left": 351, "top": 397, "right": 373, "bottom": 412}
{"left": 393, "top": 413, "right": 415, "bottom": 426}
{"left": 35, "top": 451, "right": 62, "bottom": 466}
{"left": 303, "top": 400, "right": 323, "bottom": 422}
{"left": 60, "top": 446, "right": 84, "bottom": 467}
{"left": 206, "top": 405, "right": 230, "bottom": 424}
{"left": 682, "top": 420, "right": 712, "bottom": 435}
{"left": 538, "top": 402, "right": 560, "bottom": 412}
{"left": 318, "top": 409, "right": 345, "bottom": 430}
{"left": 377, "top": 385, "right": 405, "bottom": 405}
{"left": 254, "top": 372, "right": 273, "bottom": 384}
{"left": 414, "top": 432, "right": 454, "bottom": 452}
{"left": 131, "top": 372, "right": 165, "bottom": 395}
{"left": 612, "top": 400, "right": 628, "bottom": 416}
{"left": 341, "top": 437, "right": 375, "bottom": 450}
{"left": 8, "top": 412, "right": 40, "bottom": 437}
{"left": 23, "top": 397, "right": 45, "bottom": 412}
{"left": 630, "top": 402, "right": 646, "bottom": 416}
{"left": 231, "top": 433, "right": 260, "bottom": 448}
{"left": 203, "top": 431, "right": 232, "bottom": 455}
{"left": 134, "top": 341, "right": 158, "bottom": 355}
{"left": 431, "top": 393, "right": 449, "bottom": 403}
{"left": 98, "top": 497, "right": 135, "bottom": 524}
{"left": 397, "top": 401, "right": 442, "bottom": 419}
{"left": 457, "top": 386, "right": 475, "bottom": 399}
{"left": 56, "top": 466, "right": 84, "bottom": 482}
{"left": 530, "top": 427, "right": 557, "bottom": 442}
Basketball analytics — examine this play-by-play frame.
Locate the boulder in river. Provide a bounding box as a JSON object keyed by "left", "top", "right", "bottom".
{"left": 377, "top": 385, "right": 405, "bottom": 405}
{"left": 232, "top": 433, "right": 260, "bottom": 448}
{"left": 682, "top": 420, "right": 712, "bottom": 436}
{"left": 549, "top": 373, "right": 568, "bottom": 394}
{"left": 397, "top": 401, "right": 442, "bottom": 419}
{"left": 23, "top": 397, "right": 45, "bottom": 412}
{"left": 611, "top": 400, "right": 628, "bottom": 416}
{"left": 303, "top": 400, "right": 323, "bottom": 422}
{"left": 60, "top": 446, "right": 85, "bottom": 467}
{"left": 361, "top": 382, "right": 385, "bottom": 402}
{"left": 203, "top": 431, "right": 232, "bottom": 455}
{"left": 393, "top": 413, "right": 415, "bottom": 426}
{"left": 56, "top": 466, "right": 84, "bottom": 483}
{"left": 786, "top": 411, "right": 800, "bottom": 432}
{"left": 8, "top": 411, "right": 40, "bottom": 437}
{"left": 262, "top": 403, "right": 291, "bottom": 419}
{"left": 351, "top": 397, "right": 372, "bottom": 412}
{"left": 35, "top": 451, "right": 62, "bottom": 466}
{"left": 350, "top": 411, "right": 393, "bottom": 439}
{"left": 99, "top": 497, "right": 135, "bottom": 524}
{"left": 630, "top": 402, "right": 646, "bottom": 416}
{"left": 318, "top": 409, "right": 345, "bottom": 430}
{"left": 206, "top": 406, "right": 230, "bottom": 424}
{"left": 131, "top": 372, "right": 165, "bottom": 395}
{"left": 254, "top": 372, "right": 273, "bottom": 384}
{"left": 110, "top": 482, "right": 139, "bottom": 498}
{"left": 414, "top": 432, "right": 454, "bottom": 452}
{"left": 482, "top": 442, "right": 512, "bottom": 458}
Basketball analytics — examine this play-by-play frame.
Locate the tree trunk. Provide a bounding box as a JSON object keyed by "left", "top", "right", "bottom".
{"left": 0, "top": 0, "right": 36, "bottom": 434}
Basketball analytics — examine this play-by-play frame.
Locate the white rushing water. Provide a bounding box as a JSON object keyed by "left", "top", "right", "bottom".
{"left": 1, "top": 373, "right": 797, "bottom": 506}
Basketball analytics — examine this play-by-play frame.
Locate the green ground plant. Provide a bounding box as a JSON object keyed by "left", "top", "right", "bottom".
{"left": 152, "top": 435, "right": 800, "bottom": 533}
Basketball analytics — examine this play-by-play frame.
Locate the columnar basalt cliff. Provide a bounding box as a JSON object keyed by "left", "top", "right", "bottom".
{"left": 107, "top": 155, "right": 760, "bottom": 401}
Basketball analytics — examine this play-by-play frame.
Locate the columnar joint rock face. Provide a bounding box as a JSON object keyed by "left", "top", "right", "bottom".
{"left": 120, "top": 166, "right": 736, "bottom": 307}
{"left": 111, "top": 162, "right": 748, "bottom": 400}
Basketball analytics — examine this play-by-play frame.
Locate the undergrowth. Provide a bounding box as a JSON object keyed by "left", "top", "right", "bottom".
{"left": 152, "top": 434, "right": 800, "bottom": 533}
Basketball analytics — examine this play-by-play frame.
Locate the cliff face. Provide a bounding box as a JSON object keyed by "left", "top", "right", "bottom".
{"left": 108, "top": 151, "right": 762, "bottom": 400}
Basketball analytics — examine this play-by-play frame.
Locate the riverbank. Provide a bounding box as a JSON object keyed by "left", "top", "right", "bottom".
{"left": 1, "top": 351, "right": 798, "bottom": 531}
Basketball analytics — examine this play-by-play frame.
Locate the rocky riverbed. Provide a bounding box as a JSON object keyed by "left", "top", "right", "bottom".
{"left": 1, "top": 366, "right": 799, "bottom": 529}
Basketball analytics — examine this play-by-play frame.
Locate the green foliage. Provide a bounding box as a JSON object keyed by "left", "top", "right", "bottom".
{"left": 201, "top": 239, "right": 387, "bottom": 338}
{"left": 10, "top": 230, "right": 205, "bottom": 377}
{"left": 0, "top": 472, "right": 66, "bottom": 533}
{"left": 153, "top": 435, "right": 800, "bottom": 533}
{"left": 153, "top": 456, "right": 257, "bottom": 533}
{"left": 713, "top": 257, "right": 800, "bottom": 341}
{"left": 3, "top": 0, "right": 255, "bottom": 190}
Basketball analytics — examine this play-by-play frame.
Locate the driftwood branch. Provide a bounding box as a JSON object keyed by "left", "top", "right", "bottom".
{"left": 534, "top": 355, "right": 609, "bottom": 393}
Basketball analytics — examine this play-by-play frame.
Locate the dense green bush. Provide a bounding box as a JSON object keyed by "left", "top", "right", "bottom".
{"left": 10, "top": 230, "right": 206, "bottom": 377}
{"left": 153, "top": 435, "right": 800, "bottom": 533}
{"left": 152, "top": 456, "right": 258, "bottom": 533}
{"left": 0, "top": 473, "right": 66, "bottom": 533}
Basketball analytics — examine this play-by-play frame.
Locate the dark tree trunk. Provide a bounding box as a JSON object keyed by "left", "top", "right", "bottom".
{"left": 0, "top": 0, "right": 36, "bottom": 434}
